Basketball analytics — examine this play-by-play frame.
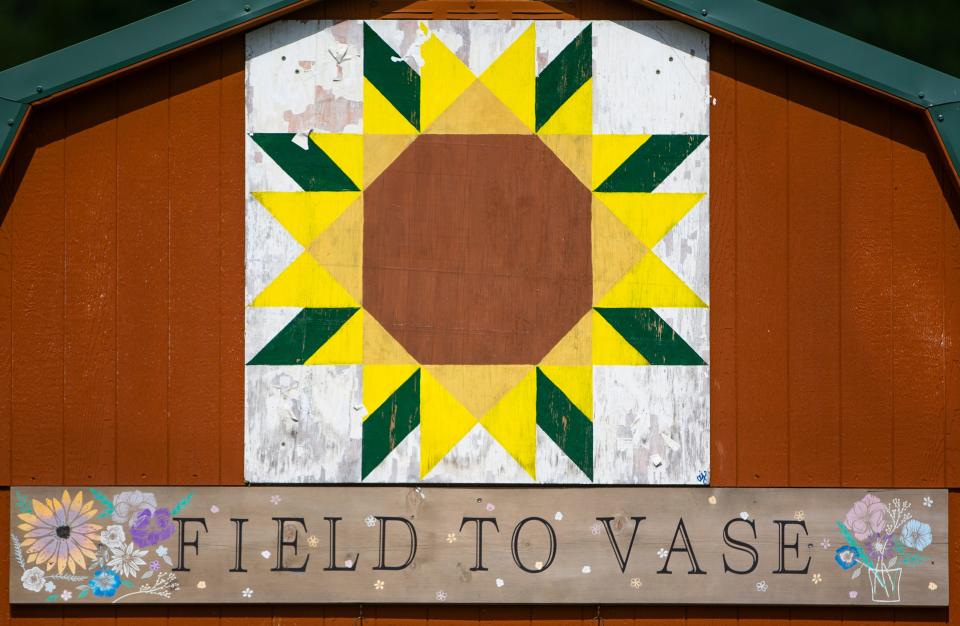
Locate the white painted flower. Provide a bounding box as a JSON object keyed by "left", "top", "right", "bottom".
{"left": 44, "top": 581, "right": 55, "bottom": 593}
{"left": 345, "top": 559, "right": 354, "bottom": 568}
{"left": 554, "top": 512, "right": 563, "bottom": 521}
{"left": 657, "top": 548, "right": 669, "bottom": 559}
{"left": 210, "top": 505, "right": 220, "bottom": 514}
{"left": 436, "top": 590, "right": 447, "bottom": 601}
{"left": 260, "top": 550, "right": 271, "bottom": 560}
{"left": 270, "top": 494, "right": 282, "bottom": 505}
{"left": 756, "top": 580, "right": 768, "bottom": 592}
{"left": 923, "top": 496, "right": 934, "bottom": 508}
{"left": 485, "top": 503, "right": 495, "bottom": 512}
{"left": 820, "top": 538, "right": 831, "bottom": 550}
{"left": 811, "top": 573, "right": 822, "bottom": 585}
{"left": 100, "top": 524, "right": 126, "bottom": 549}
{"left": 155, "top": 545, "right": 169, "bottom": 558}
{"left": 590, "top": 521, "right": 603, "bottom": 535}
{"left": 794, "top": 511, "right": 805, "bottom": 522}
{"left": 495, "top": 578, "right": 504, "bottom": 588}
{"left": 446, "top": 533, "right": 457, "bottom": 544}
{"left": 112, "top": 490, "right": 158, "bottom": 525}
{"left": 630, "top": 578, "right": 642, "bottom": 589}
{"left": 197, "top": 581, "right": 207, "bottom": 589}
{"left": 374, "top": 580, "right": 385, "bottom": 590}
{"left": 581, "top": 565, "right": 591, "bottom": 574}
{"left": 739, "top": 512, "right": 749, "bottom": 520}
{"left": 20, "top": 567, "right": 45, "bottom": 593}
{"left": 928, "top": 581, "right": 938, "bottom": 591}
{"left": 365, "top": 515, "right": 377, "bottom": 527}
{"left": 849, "top": 590, "right": 858, "bottom": 599}
{"left": 534, "top": 561, "right": 543, "bottom": 570}
{"left": 109, "top": 542, "right": 148, "bottom": 578}
{"left": 307, "top": 535, "right": 319, "bottom": 548}
{"left": 60, "top": 590, "right": 72, "bottom": 601}
{"left": 707, "top": 495, "right": 717, "bottom": 505}
{"left": 242, "top": 587, "right": 253, "bottom": 598}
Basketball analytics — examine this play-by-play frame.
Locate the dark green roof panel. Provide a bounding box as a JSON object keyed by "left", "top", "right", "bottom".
{"left": 0, "top": 0, "right": 958, "bottom": 179}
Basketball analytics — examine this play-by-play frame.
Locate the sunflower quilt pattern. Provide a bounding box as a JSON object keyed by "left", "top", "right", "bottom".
{"left": 245, "top": 20, "right": 710, "bottom": 484}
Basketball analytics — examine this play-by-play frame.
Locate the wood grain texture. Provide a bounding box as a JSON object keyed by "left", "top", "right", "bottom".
{"left": 0, "top": 0, "right": 957, "bottom": 623}
{"left": 732, "top": 46, "right": 789, "bottom": 487}
{"left": 8, "top": 486, "right": 951, "bottom": 606}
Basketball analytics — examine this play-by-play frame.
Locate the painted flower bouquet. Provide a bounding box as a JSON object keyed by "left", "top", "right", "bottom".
{"left": 833, "top": 494, "right": 932, "bottom": 603}
{"left": 12, "top": 489, "right": 191, "bottom": 604}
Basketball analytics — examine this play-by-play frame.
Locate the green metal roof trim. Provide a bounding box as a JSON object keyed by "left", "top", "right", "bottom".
{"left": 0, "top": 0, "right": 309, "bottom": 170}
{"left": 0, "top": 0, "right": 958, "bottom": 181}
{"left": 644, "top": 0, "right": 960, "bottom": 178}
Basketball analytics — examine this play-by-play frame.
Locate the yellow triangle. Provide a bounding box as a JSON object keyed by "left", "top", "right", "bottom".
{"left": 593, "top": 196, "right": 647, "bottom": 305}
{"left": 307, "top": 194, "right": 362, "bottom": 302}
{"left": 420, "top": 33, "right": 477, "bottom": 132}
{"left": 595, "top": 192, "right": 705, "bottom": 248}
{"left": 363, "top": 365, "right": 419, "bottom": 419}
{"left": 426, "top": 80, "right": 530, "bottom": 135}
{"left": 252, "top": 191, "right": 359, "bottom": 248}
{"left": 364, "top": 134, "right": 417, "bottom": 187}
{"left": 478, "top": 24, "right": 535, "bottom": 131}
{"left": 252, "top": 252, "right": 358, "bottom": 307}
{"left": 480, "top": 369, "right": 537, "bottom": 479}
{"left": 538, "top": 77, "right": 592, "bottom": 135}
{"left": 309, "top": 133, "right": 363, "bottom": 190}
{"left": 540, "top": 312, "right": 591, "bottom": 366}
{"left": 592, "top": 310, "right": 650, "bottom": 365}
{"left": 304, "top": 309, "right": 362, "bottom": 365}
{"left": 364, "top": 314, "right": 418, "bottom": 365}
{"left": 363, "top": 77, "right": 419, "bottom": 135}
{"left": 538, "top": 134, "right": 591, "bottom": 188}
{"left": 592, "top": 134, "right": 651, "bottom": 190}
{"left": 539, "top": 365, "right": 592, "bottom": 419}
{"left": 425, "top": 365, "right": 531, "bottom": 418}
{"left": 598, "top": 251, "right": 707, "bottom": 308}
{"left": 420, "top": 369, "right": 478, "bottom": 478}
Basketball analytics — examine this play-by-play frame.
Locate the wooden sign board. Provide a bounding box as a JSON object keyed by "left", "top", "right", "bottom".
{"left": 9, "top": 487, "right": 947, "bottom": 606}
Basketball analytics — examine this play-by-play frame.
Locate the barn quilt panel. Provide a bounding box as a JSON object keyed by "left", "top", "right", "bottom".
{"left": 244, "top": 19, "right": 710, "bottom": 484}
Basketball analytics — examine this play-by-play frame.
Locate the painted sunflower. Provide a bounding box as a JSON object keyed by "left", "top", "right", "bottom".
{"left": 17, "top": 490, "right": 101, "bottom": 574}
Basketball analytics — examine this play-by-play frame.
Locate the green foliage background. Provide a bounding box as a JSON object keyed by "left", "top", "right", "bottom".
{"left": 0, "top": 0, "right": 957, "bottom": 78}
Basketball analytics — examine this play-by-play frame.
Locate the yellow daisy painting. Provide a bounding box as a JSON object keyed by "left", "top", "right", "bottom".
{"left": 244, "top": 20, "right": 710, "bottom": 484}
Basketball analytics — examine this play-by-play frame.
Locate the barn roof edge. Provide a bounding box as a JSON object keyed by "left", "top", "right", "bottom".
{"left": 0, "top": 0, "right": 959, "bottom": 182}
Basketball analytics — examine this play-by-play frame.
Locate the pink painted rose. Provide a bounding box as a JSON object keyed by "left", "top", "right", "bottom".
{"left": 844, "top": 494, "right": 887, "bottom": 540}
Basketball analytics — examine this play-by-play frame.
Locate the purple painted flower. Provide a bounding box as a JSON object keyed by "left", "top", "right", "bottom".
{"left": 864, "top": 532, "right": 895, "bottom": 563}
{"left": 834, "top": 545, "right": 860, "bottom": 570}
{"left": 844, "top": 494, "right": 887, "bottom": 541}
{"left": 130, "top": 507, "right": 175, "bottom": 548}
{"left": 150, "top": 560, "right": 161, "bottom": 571}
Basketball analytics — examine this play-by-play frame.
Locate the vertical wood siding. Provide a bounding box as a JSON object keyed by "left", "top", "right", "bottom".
{"left": 0, "top": 0, "right": 958, "bottom": 624}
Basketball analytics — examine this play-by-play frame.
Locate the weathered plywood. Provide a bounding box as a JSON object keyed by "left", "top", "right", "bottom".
{"left": 9, "top": 487, "right": 948, "bottom": 606}
{"left": 244, "top": 20, "right": 711, "bottom": 484}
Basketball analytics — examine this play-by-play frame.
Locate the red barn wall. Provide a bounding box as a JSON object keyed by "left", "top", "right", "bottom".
{"left": 0, "top": 0, "right": 958, "bottom": 624}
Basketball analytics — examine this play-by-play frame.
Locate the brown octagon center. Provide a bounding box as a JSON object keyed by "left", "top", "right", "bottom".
{"left": 363, "top": 134, "right": 592, "bottom": 364}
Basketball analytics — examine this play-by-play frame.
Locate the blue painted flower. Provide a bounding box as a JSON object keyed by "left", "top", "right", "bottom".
{"left": 89, "top": 569, "right": 121, "bottom": 597}
{"left": 834, "top": 545, "right": 860, "bottom": 570}
{"left": 900, "top": 519, "right": 933, "bottom": 552}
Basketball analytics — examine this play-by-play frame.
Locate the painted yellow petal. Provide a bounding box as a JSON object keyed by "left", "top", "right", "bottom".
{"left": 21, "top": 538, "right": 36, "bottom": 548}
{"left": 17, "top": 520, "right": 36, "bottom": 531}
{"left": 72, "top": 509, "right": 98, "bottom": 526}
{"left": 30, "top": 501, "right": 54, "bottom": 524}
{"left": 26, "top": 553, "right": 36, "bottom": 563}
{"left": 70, "top": 490, "right": 84, "bottom": 517}
{"left": 80, "top": 500, "right": 94, "bottom": 515}
{"left": 79, "top": 547, "right": 97, "bottom": 560}
{"left": 56, "top": 542, "right": 68, "bottom": 574}
{"left": 67, "top": 557, "right": 77, "bottom": 574}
